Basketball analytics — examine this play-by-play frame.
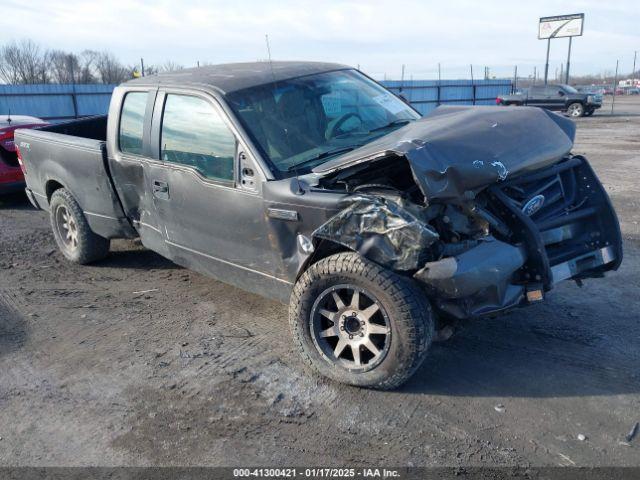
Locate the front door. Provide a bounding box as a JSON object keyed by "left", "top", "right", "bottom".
{"left": 148, "top": 90, "right": 288, "bottom": 299}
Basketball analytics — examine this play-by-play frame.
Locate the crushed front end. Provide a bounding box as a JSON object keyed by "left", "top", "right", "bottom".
{"left": 310, "top": 106, "right": 622, "bottom": 320}
{"left": 414, "top": 154, "right": 622, "bottom": 319}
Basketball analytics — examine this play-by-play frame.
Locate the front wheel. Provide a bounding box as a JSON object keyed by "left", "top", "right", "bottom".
{"left": 289, "top": 252, "right": 434, "bottom": 389}
{"left": 566, "top": 102, "right": 585, "bottom": 117}
{"left": 584, "top": 109, "right": 595, "bottom": 117}
{"left": 49, "top": 188, "right": 110, "bottom": 264}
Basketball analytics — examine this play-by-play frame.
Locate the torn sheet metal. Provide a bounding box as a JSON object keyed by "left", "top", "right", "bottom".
{"left": 313, "top": 195, "right": 439, "bottom": 271}
{"left": 313, "top": 106, "right": 576, "bottom": 202}
{"left": 414, "top": 236, "right": 526, "bottom": 318}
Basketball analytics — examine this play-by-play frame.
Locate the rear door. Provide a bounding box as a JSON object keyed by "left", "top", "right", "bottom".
{"left": 545, "top": 86, "right": 567, "bottom": 111}
{"left": 147, "top": 89, "right": 287, "bottom": 298}
{"left": 107, "top": 87, "right": 171, "bottom": 257}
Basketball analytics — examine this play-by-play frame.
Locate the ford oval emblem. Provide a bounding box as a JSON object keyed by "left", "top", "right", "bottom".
{"left": 522, "top": 195, "right": 545, "bottom": 216}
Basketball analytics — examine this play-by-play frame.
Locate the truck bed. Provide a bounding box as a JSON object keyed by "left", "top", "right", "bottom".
{"left": 15, "top": 116, "right": 135, "bottom": 240}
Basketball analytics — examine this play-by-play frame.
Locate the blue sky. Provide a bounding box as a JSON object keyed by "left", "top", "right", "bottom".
{"left": 2, "top": 0, "right": 638, "bottom": 79}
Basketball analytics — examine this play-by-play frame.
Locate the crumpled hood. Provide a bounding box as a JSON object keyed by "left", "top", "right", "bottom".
{"left": 313, "top": 106, "right": 576, "bottom": 202}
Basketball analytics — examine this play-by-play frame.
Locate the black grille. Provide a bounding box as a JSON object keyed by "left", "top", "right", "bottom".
{"left": 486, "top": 156, "right": 621, "bottom": 288}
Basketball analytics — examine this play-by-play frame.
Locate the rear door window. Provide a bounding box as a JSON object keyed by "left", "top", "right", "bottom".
{"left": 119, "top": 91, "right": 149, "bottom": 155}
{"left": 160, "top": 94, "right": 236, "bottom": 182}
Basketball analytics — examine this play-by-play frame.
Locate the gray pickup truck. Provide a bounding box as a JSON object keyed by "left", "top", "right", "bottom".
{"left": 15, "top": 62, "right": 622, "bottom": 389}
{"left": 497, "top": 84, "right": 602, "bottom": 117}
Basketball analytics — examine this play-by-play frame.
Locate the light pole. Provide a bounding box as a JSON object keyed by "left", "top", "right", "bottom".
{"left": 565, "top": 37, "right": 573, "bottom": 83}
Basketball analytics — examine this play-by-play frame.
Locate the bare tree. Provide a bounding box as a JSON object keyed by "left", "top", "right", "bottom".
{"left": 77, "top": 50, "right": 99, "bottom": 83}
{"left": 158, "top": 61, "right": 184, "bottom": 73}
{"left": 0, "top": 39, "right": 49, "bottom": 84}
{"left": 95, "top": 52, "right": 130, "bottom": 84}
{"left": 48, "top": 50, "right": 79, "bottom": 83}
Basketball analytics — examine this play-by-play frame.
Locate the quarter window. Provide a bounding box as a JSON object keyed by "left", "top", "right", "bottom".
{"left": 119, "top": 91, "right": 148, "bottom": 155}
{"left": 160, "top": 94, "right": 236, "bottom": 182}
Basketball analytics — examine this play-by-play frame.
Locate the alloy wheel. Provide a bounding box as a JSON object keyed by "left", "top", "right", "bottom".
{"left": 310, "top": 284, "right": 391, "bottom": 372}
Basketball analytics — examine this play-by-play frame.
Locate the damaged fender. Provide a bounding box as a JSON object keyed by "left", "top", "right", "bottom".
{"left": 312, "top": 195, "right": 439, "bottom": 271}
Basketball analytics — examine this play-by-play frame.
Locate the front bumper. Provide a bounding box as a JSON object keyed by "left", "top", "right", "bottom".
{"left": 415, "top": 156, "right": 622, "bottom": 319}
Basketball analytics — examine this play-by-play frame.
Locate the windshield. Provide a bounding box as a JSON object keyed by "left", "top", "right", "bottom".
{"left": 226, "top": 69, "right": 420, "bottom": 175}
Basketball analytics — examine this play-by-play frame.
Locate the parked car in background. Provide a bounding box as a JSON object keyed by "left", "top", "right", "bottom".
{"left": 15, "top": 62, "right": 622, "bottom": 389}
{"left": 0, "top": 115, "right": 47, "bottom": 194}
{"left": 497, "top": 84, "right": 602, "bottom": 117}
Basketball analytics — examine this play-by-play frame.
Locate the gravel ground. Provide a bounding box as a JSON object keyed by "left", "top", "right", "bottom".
{"left": 1, "top": 98, "right": 639, "bottom": 467}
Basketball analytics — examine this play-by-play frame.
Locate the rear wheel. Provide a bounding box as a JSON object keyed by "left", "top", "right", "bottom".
{"left": 290, "top": 252, "right": 434, "bottom": 389}
{"left": 567, "top": 102, "right": 585, "bottom": 117}
{"left": 49, "top": 188, "right": 110, "bottom": 264}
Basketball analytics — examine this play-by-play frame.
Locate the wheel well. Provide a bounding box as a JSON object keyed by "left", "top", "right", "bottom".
{"left": 296, "top": 239, "right": 350, "bottom": 280}
{"left": 45, "top": 180, "right": 65, "bottom": 202}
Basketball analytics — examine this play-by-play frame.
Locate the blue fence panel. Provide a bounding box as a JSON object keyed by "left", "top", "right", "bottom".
{"left": 0, "top": 79, "right": 513, "bottom": 121}
{"left": 381, "top": 79, "right": 513, "bottom": 114}
{"left": 0, "top": 84, "right": 117, "bottom": 121}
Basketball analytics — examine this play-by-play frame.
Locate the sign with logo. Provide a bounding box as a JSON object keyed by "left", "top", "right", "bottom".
{"left": 539, "top": 13, "right": 584, "bottom": 39}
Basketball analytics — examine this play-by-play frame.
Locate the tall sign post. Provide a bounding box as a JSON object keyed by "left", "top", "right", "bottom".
{"left": 538, "top": 13, "right": 584, "bottom": 85}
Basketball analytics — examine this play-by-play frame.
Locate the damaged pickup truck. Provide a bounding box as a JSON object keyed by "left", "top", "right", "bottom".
{"left": 15, "top": 62, "right": 622, "bottom": 389}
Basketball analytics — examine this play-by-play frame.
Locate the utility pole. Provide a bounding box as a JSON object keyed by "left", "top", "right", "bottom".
{"left": 400, "top": 64, "right": 405, "bottom": 93}
{"left": 543, "top": 38, "right": 551, "bottom": 85}
{"left": 565, "top": 37, "right": 573, "bottom": 83}
{"left": 533, "top": 66, "right": 537, "bottom": 85}
{"left": 141, "top": 58, "right": 145, "bottom": 77}
{"left": 560, "top": 63, "right": 564, "bottom": 83}
{"left": 633, "top": 51, "right": 637, "bottom": 78}
{"left": 513, "top": 65, "right": 518, "bottom": 90}
{"left": 611, "top": 59, "right": 619, "bottom": 115}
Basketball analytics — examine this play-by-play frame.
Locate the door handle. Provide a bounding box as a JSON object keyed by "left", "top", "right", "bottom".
{"left": 152, "top": 180, "right": 169, "bottom": 199}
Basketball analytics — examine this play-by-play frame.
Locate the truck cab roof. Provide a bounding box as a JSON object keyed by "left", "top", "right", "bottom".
{"left": 124, "top": 61, "right": 350, "bottom": 94}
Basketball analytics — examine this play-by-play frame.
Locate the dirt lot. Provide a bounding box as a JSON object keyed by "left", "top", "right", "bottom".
{"left": 1, "top": 97, "right": 639, "bottom": 468}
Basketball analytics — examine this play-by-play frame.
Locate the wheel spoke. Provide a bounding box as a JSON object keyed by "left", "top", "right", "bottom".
{"left": 351, "top": 345, "right": 361, "bottom": 366}
{"left": 368, "top": 323, "right": 388, "bottom": 335}
{"left": 363, "top": 340, "right": 380, "bottom": 356}
{"left": 334, "top": 338, "right": 348, "bottom": 358}
{"left": 332, "top": 291, "right": 345, "bottom": 310}
{"left": 320, "top": 325, "right": 339, "bottom": 338}
{"left": 361, "top": 303, "right": 380, "bottom": 320}
{"left": 319, "top": 308, "right": 336, "bottom": 321}
{"left": 350, "top": 290, "right": 360, "bottom": 309}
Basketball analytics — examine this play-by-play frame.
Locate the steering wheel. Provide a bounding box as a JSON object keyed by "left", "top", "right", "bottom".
{"left": 326, "top": 112, "right": 364, "bottom": 139}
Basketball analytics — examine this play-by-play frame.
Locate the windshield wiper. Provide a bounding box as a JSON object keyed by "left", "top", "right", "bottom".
{"left": 368, "top": 119, "right": 411, "bottom": 133}
{"left": 286, "top": 146, "right": 361, "bottom": 172}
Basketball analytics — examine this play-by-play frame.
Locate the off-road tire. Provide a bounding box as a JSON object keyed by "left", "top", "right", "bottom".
{"left": 566, "top": 102, "right": 585, "bottom": 117}
{"left": 289, "top": 252, "right": 434, "bottom": 389}
{"left": 49, "top": 188, "right": 110, "bottom": 264}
